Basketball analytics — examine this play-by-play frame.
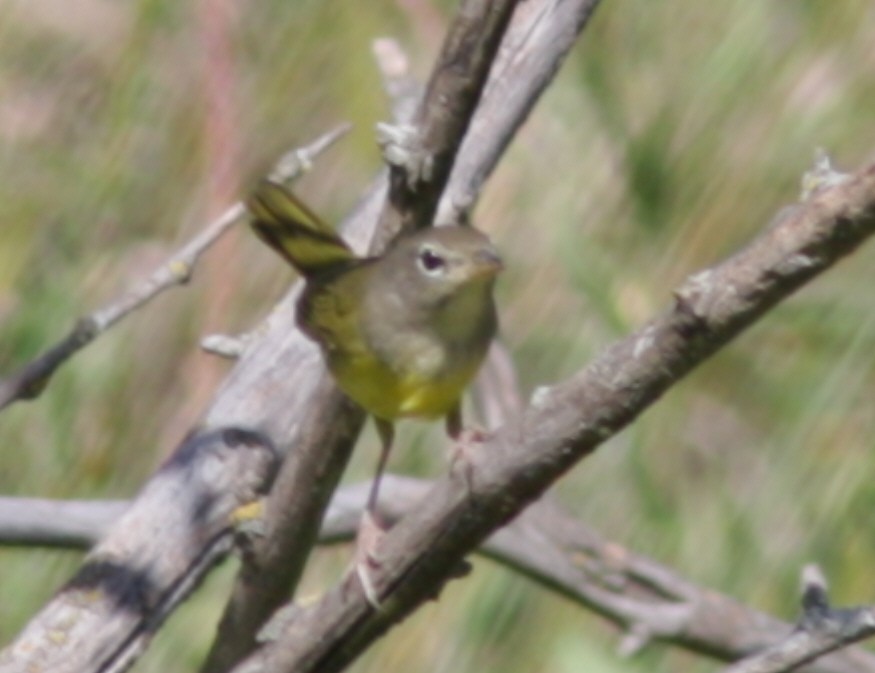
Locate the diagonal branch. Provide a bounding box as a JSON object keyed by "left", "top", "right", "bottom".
{"left": 323, "top": 481, "right": 875, "bottom": 673}
{"left": 0, "top": 125, "right": 350, "bottom": 414}
{"left": 376, "top": 0, "right": 521, "bottom": 237}
{"left": 440, "top": 0, "right": 603, "bottom": 223}
{"left": 0, "top": 427, "right": 279, "bottom": 673}
{"left": 228, "top": 159, "right": 875, "bottom": 673}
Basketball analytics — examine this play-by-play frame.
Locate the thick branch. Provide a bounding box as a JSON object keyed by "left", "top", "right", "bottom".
{"left": 0, "top": 428, "right": 278, "bottom": 673}
{"left": 376, "top": 0, "right": 520, "bottom": 237}
{"left": 440, "top": 0, "right": 603, "bottom": 223}
{"left": 229, "top": 161, "right": 875, "bottom": 673}
{"left": 199, "top": 382, "right": 364, "bottom": 673}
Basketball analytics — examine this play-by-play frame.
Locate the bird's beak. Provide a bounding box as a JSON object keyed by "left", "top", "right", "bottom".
{"left": 473, "top": 247, "right": 504, "bottom": 278}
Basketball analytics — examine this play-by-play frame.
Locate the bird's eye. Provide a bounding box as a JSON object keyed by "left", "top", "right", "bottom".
{"left": 417, "top": 246, "right": 446, "bottom": 274}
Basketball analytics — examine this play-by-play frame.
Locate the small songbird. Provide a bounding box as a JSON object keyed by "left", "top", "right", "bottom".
{"left": 247, "top": 180, "right": 502, "bottom": 522}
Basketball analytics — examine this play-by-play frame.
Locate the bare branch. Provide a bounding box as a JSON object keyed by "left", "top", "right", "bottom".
{"left": 376, "top": 0, "right": 521, "bottom": 238}
{"left": 372, "top": 38, "right": 421, "bottom": 124}
{"left": 267, "top": 124, "right": 352, "bottom": 185}
{"left": 325, "top": 481, "right": 875, "bottom": 673}
{"left": 0, "top": 1, "right": 642, "bottom": 670}
{"left": 721, "top": 567, "right": 875, "bottom": 673}
{"left": 440, "top": 0, "right": 604, "bottom": 224}
{"left": 5, "top": 481, "right": 875, "bottom": 673}
{"left": 0, "top": 125, "right": 349, "bottom": 413}
{"left": 0, "top": 428, "right": 278, "bottom": 673}
{"left": 0, "top": 497, "right": 126, "bottom": 548}
{"left": 199, "top": 380, "right": 365, "bottom": 673}
{"left": 227, "top": 159, "right": 875, "bottom": 673}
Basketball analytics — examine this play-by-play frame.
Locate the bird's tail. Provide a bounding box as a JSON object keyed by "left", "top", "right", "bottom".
{"left": 247, "top": 179, "right": 356, "bottom": 277}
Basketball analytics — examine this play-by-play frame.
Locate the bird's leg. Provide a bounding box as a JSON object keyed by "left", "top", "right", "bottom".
{"left": 446, "top": 402, "right": 463, "bottom": 440}
{"left": 446, "top": 401, "right": 489, "bottom": 443}
{"left": 352, "top": 417, "right": 395, "bottom": 607}
{"left": 366, "top": 418, "right": 395, "bottom": 517}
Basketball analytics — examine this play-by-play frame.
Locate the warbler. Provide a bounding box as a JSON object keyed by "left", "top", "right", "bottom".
{"left": 247, "top": 179, "right": 502, "bottom": 520}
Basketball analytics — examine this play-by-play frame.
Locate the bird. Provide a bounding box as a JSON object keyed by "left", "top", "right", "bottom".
{"left": 247, "top": 178, "right": 502, "bottom": 599}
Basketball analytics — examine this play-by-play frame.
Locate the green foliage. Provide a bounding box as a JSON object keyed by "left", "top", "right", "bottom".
{"left": 2, "top": 0, "right": 875, "bottom": 671}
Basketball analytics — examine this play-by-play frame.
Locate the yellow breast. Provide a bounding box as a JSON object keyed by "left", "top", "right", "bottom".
{"left": 327, "top": 348, "right": 478, "bottom": 422}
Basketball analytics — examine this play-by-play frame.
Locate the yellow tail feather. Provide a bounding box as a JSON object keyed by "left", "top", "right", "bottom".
{"left": 247, "top": 180, "right": 356, "bottom": 277}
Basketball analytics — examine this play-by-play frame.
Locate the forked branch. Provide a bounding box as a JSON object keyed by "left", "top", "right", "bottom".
{"left": 229, "top": 159, "right": 875, "bottom": 673}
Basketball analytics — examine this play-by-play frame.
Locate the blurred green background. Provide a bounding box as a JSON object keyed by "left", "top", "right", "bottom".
{"left": 2, "top": 0, "right": 875, "bottom": 671}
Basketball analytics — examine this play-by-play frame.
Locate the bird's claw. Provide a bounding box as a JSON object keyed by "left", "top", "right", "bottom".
{"left": 349, "top": 509, "right": 388, "bottom": 609}
{"left": 449, "top": 427, "right": 490, "bottom": 492}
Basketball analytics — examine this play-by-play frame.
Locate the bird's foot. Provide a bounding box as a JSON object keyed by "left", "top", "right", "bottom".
{"left": 448, "top": 427, "right": 490, "bottom": 492}
{"left": 347, "top": 509, "right": 389, "bottom": 609}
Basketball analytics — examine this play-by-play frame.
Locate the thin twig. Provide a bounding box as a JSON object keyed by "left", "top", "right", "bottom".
{"left": 0, "top": 124, "right": 350, "bottom": 413}
{"left": 372, "top": 37, "right": 421, "bottom": 124}
{"left": 0, "top": 497, "right": 127, "bottom": 548}
{"left": 721, "top": 567, "right": 875, "bottom": 673}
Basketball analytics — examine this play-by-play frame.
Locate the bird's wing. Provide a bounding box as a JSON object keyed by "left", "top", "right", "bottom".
{"left": 297, "top": 266, "right": 371, "bottom": 358}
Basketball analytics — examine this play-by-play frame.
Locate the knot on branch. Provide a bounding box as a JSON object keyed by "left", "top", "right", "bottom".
{"left": 376, "top": 122, "right": 434, "bottom": 190}
{"left": 72, "top": 316, "right": 100, "bottom": 345}
{"left": 672, "top": 269, "right": 714, "bottom": 338}
{"left": 800, "top": 150, "right": 852, "bottom": 201}
{"left": 798, "top": 564, "right": 875, "bottom": 639}
{"left": 168, "top": 259, "right": 192, "bottom": 284}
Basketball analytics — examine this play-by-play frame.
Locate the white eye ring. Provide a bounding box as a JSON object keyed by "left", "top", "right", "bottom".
{"left": 417, "top": 246, "right": 447, "bottom": 275}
